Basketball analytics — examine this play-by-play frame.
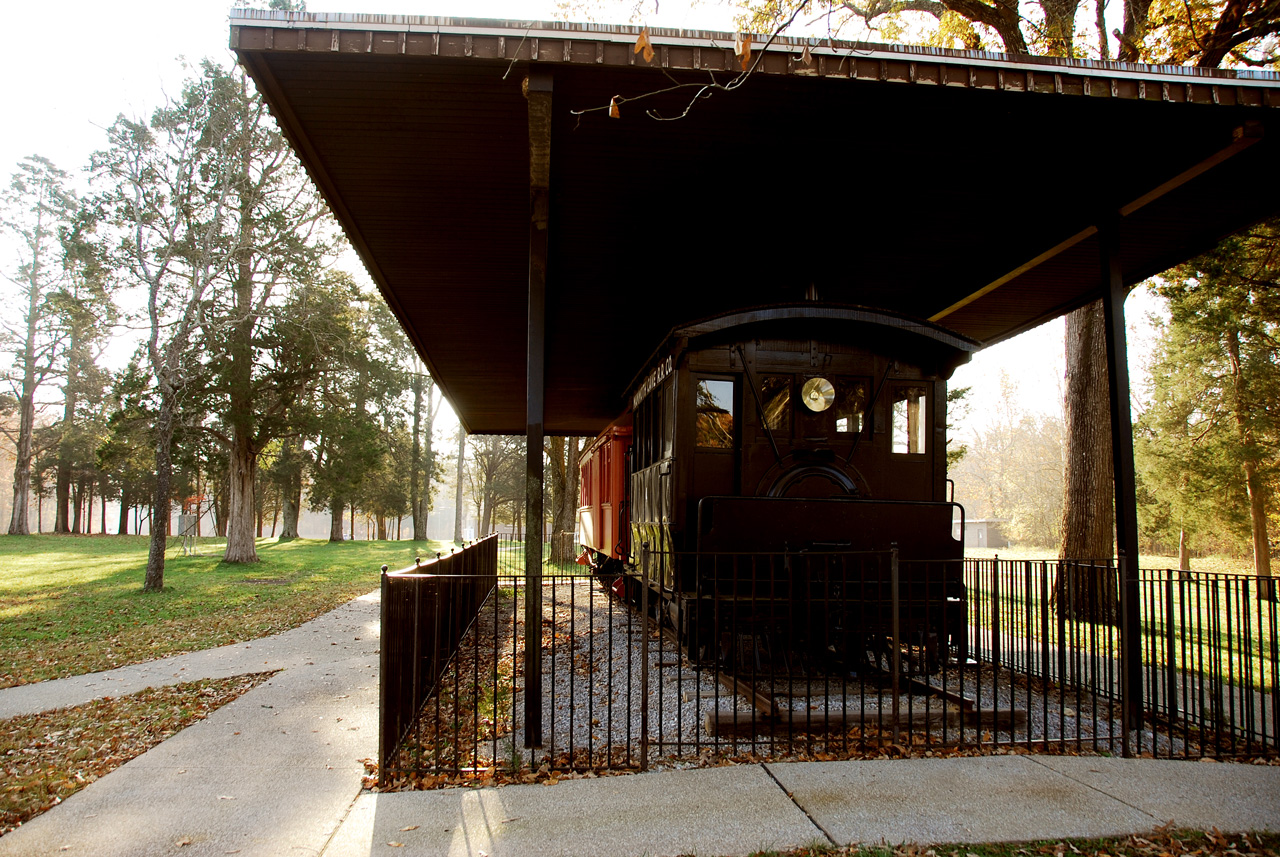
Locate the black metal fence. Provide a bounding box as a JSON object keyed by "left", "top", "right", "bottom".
{"left": 378, "top": 549, "right": 1278, "bottom": 785}
{"left": 490, "top": 531, "right": 583, "bottom": 575}
{"left": 378, "top": 535, "right": 498, "bottom": 785}
{"left": 973, "top": 557, "right": 1279, "bottom": 758}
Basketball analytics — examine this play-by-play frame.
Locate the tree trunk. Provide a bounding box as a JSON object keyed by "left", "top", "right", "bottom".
{"left": 1040, "top": 0, "right": 1082, "bottom": 56}
{"left": 376, "top": 515, "right": 387, "bottom": 540}
{"left": 8, "top": 380, "right": 35, "bottom": 536}
{"left": 453, "top": 430, "right": 466, "bottom": 542}
{"left": 1094, "top": 0, "right": 1111, "bottom": 59}
{"left": 118, "top": 488, "right": 130, "bottom": 535}
{"left": 548, "top": 437, "right": 568, "bottom": 562}
{"left": 145, "top": 391, "right": 177, "bottom": 592}
{"left": 279, "top": 439, "right": 301, "bottom": 540}
{"left": 54, "top": 321, "right": 86, "bottom": 535}
{"left": 54, "top": 406, "right": 74, "bottom": 534}
{"left": 1178, "top": 528, "right": 1191, "bottom": 572}
{"left": 7, "top": 244, "right": 43, "bottom": 538}
{"left": 329, "top": 498, "right": 344, "bottom": 542}
{"left": 349, "top": 502, "right": 355, "bottom": 541}
{"left": 1225, "top": 329, "right": 1275, "bottom": 600}
{"left": 411, "top": 372, "right": 425, "bottom": 540}
{"left": 213, "top": 484, "right": 228, "bottom": 538}
{"left": 86, "top": 478, "right": 94, "bottom": 534}
{"left": 1117, "top": 0, "right": 1155, "bottom": 61}
{"left": 224, "top": 429, "right": 259, "bottom": 562}
{"left": 566, "top": 437, "right": 581, "bottom": 553}
{"left": 1055, "top": 301, "right": 1119, "bottom": 624}
{"left": 72, "top": 475, "right": 85, "bottom": 533}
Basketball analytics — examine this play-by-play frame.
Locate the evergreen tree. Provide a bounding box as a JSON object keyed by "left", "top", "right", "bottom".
{"left": 1, "top": 156, "right": 77, "bottom": 535}
{"left": 1140, "top": 219, "right": 1279, "bottom": 596}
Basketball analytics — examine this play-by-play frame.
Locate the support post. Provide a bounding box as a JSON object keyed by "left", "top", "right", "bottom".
{"left": 1099, "top": 222, "right": 1143, "bottom": 739}
{"left": 523, "top": 68, "right": 553, "bottom": 749}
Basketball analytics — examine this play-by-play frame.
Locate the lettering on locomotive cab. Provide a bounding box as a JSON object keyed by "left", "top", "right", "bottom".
{"left": 631, "top": 355, "right": 673, "bottom": 410}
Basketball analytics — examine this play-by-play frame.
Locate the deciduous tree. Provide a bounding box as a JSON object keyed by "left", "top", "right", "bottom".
{"left": 94, "top": 66, "right": 249, "bottom": 590}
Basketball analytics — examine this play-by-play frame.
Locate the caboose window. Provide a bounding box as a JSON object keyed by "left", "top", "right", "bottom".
{"left": 892, "top": 386, "right": 928, "bottom": 454}
{"left": 695, "top": 379, "right": 734, "bottom": 449}
{"left": 760, "top": 376, "right": 790, "bottom": 432}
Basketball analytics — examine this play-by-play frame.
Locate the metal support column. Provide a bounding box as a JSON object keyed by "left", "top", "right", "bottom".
{"left": 1099, "top": 222, "right": 1143, "bottom": 735}
{"left": 523, "top": 69, "right": 553, "bottom": 749}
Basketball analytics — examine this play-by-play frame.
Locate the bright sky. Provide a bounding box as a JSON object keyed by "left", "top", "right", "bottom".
{"left": 0, "top": 0, "right": 1156, "bottom": 442}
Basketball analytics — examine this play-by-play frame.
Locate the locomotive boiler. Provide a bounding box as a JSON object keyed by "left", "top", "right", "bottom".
{"left": 577, "top": 303, "right": 977, "bottom": 673}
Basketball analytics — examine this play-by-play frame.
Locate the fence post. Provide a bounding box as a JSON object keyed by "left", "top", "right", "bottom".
{"left": 640, "top": 541, "right": 651, "bottom": 771}
{"left": 991, "top": 555, "right": 1002, "bottom": 670}
{"left": 378, "top": 565, "right": 391, "bottom": 787}
{"left": 891, "top": 546, "right": 900, "bottom": 747}
{"left": 1164, "top": 570, "right": 1178, "bottom": 729}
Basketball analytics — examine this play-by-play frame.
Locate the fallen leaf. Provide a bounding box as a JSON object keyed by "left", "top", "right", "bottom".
{"left": 634, "top": 28, "right": 655, "bottom": 63}
{"left": 400, "top": 825, "right": 419, "bottom": 831}
{"left": 387, "top": 843, "right": 403, "bottom": 848}
{"left": 177, "top": 838, "right": 192, "bottom": 847}
{"left": 609, "top": 97, "right": 621, "bottom": 119}
{"left": 734, "top": 33, "right": 752, "bottom": 70}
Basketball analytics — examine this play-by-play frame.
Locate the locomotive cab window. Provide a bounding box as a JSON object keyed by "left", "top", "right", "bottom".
{"left": 695, "top": 379, "right": 735, "bottom": 449}
{"left": 760, "top": 375, "right": 790, "bottom": 432}
{"left": 835, "top": 379, "right": 869, "bottom": 434}
{"left": 892, "top": 385, "right": 928, "bottom": 454}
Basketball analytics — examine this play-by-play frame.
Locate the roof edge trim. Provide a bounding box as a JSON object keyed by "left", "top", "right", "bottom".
{"left": 229, "top": 9, "right": 1280, "bottom": 87}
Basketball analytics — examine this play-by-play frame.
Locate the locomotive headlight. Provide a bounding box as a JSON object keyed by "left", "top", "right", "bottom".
{"left": 800, "top": 377, "right": 836, "bottom": 412}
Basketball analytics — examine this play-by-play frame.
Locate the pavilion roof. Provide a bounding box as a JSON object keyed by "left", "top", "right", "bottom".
{"left": 231, "top": 10, "right": 1280, "bottom": 434}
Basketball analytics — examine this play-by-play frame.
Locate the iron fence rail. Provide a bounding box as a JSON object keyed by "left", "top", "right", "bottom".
{"left": 378, "top": 549, "right": 1279, "bottom": 784}
{"left": 378, "top": 535, "right": 498, "bottom": 785}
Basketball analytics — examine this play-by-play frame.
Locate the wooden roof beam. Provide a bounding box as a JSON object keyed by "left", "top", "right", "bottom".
{"left": 929, "top": 121, "right": 1264, "bottom": 325}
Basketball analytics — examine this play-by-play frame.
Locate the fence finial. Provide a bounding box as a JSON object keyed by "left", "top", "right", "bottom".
{"left": 415, "top": 555, "right": 421, "bottom": 566}
{"left": 380, "top": 564, "right": 388, "bottom": 573}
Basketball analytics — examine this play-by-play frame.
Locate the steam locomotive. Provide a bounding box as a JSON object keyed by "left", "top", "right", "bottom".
{"left": 577, "top": 303, "right": 976, "bottom": 673}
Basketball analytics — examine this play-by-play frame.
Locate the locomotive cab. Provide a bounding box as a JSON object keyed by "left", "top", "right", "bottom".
{"left": 579, "top": 304, "right": 979, "bottom": 669}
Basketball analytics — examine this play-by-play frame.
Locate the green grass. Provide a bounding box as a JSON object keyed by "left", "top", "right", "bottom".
{"left": 965, "top": 545, "right": 1257, "bottom": 576}
{"left": 0, "top": 534, "right": 456, "bottom": 687}
{"left": 962, "top": 546, "right": 1278, "bottom": 693}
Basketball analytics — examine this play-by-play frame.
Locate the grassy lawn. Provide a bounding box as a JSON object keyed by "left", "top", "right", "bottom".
{"left": 965, "top": 545, "right": 1256, "bottom": 576}
{"left": 0, "top": 534, "right": 456, "bottom": 687}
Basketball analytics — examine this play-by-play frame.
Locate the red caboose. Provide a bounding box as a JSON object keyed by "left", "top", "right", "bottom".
{"left": 576, "top": 421, "right": 632, "bottom": 565}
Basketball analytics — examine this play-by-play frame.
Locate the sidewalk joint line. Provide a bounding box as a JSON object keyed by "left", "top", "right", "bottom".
{"left": 1024, "top": 756, "right": 1163, "bottom": 823}
{"left": 318, "top": 786, "right": 367, "bottom": 857}
{"left": 761, "top": 762, "right": 838, "bottom": 847}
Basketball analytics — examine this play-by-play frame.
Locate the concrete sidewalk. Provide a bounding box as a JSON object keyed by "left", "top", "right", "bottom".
{"left": 1, "top": 592, "right": 1278, "bottom": 857}
{"left": 326, "top": 756, "right": 1280, "bottom": 856}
